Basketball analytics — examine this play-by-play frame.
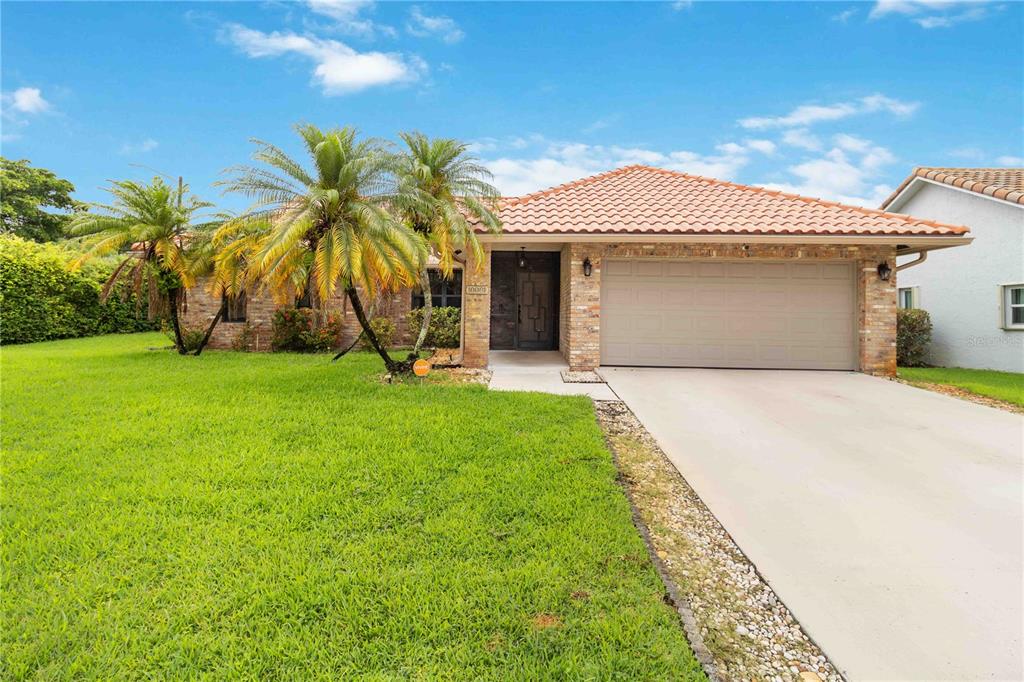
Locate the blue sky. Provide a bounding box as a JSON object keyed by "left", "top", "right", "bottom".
{"left": 2, "top": 0, "right": 1022, "bottom": 213}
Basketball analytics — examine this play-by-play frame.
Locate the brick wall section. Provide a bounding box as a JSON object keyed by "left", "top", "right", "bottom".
{"left": 462, "top": 241, "right": 898, "bottom": 376}
{"left": 182, "top": 281, "right": 418, "bottom": 352}
{"left": 461, "top": 246, "right": 491, "bottom": 368}
{"left": 562, "top": 243, "right": 604, "bottom": 371}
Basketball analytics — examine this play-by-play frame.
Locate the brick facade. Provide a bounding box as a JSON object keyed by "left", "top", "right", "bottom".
{"left": 461, "top": 246, "right": 491, "bottom": 368}
{"left": 182, "top": 280, "right": 416, "bottom": 352}
{"left": 471, "top": 242, "right": 898, "bottom": 376}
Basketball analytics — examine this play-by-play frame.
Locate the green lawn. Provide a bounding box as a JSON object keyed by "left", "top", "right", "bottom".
{"left": 898, "top": 366, "right": 1024, "bottom": 407}
{"left": 1, "top": 333, "right": 702, "bottom": 680}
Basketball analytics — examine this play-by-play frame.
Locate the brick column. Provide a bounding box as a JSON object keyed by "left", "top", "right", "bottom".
{"left": 858, "top": 246, "right": 898, "bottom": 376}
{"left": 462, "top": 245, "right": 491, "bottom": 368}
{"left": 565, "top": 243, "right": 603, "bottom": 371}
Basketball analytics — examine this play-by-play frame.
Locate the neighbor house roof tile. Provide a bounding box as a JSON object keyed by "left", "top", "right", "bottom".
{"left": 487, "top": 165, "right": 968, "bottom": 237}
{"left": 880, "top": 167, "right": 1024, "bottom": 209}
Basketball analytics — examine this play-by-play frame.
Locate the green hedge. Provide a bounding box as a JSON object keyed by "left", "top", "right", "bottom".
{"left": 897, "top": 308, "right": 933, "bottom": 367}
{"left": 0, "top": 235, "right": 156, "bottom": 344}
{"left": 407, "top": 306, "right": 461, "bottom": 348}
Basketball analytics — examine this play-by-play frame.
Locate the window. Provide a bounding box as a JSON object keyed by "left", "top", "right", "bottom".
{"left": 898, "top": 287, "right": 919, "bottom": 310}
{"left": 296, "top": 288, "right": 313, "bottom": 309}
{"left": 412, "top": 269, "right": 462, "bottom": 309}
{"left": 1003, "top": 285, "right": 1024, "bottom": 330}
{"left": 221, "top": 291, "right": 247, "bottom": 323}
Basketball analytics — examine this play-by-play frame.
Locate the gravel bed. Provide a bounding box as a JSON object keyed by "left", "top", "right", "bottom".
{"left": 595, "top": 400, "right": 843, "bottom": 682}
{"left": 560, "top": 370, "right": 605, "bottom": 383}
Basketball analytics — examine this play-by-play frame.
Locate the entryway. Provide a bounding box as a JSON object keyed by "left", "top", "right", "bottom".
{"left": 489, "top": 251, "right": 560, "bottom": 351}
{"left": 488, "top": 351, "right": 617, "bottom": 399}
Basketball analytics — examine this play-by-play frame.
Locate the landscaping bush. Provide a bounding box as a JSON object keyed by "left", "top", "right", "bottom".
{"left": 165, "top": 324, "right": 205, "bottom": 353}
{"left": 0, "top": 235, "right": 156, "bottom": 344}
{"left": 230, "top": 322, "right": 255, "bottom": 352}
{"left": 365, "top": 317, "right": 395, "bottom": 350}
{"left": 406, "top": 306, "right": 461, "bottom": 348}
{"left": 270, "top": 308, "right": 343, "bottom": 352}
{"left": 897, "top": 308, "right": 932, "bottom": 367}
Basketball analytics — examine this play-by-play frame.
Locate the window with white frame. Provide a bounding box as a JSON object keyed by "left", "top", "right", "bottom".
{"left": 1003, "top": 284, "right": 1024, "bottom": 329}
{"left": 898, "top": 287, "right": 919, "bottom": 310}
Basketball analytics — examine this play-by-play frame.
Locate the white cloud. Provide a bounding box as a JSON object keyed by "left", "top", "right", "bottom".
{"left": 306, "top": 0, "right": 395, "bottom": 38}
{"left": 948, "top": 146, "right": 986, "bottom": 160}
{"left": 870, "top": 0, "right": 994, "bottom": 28}
{"left": 119, "top": 138, "right": 159, "bottom": 155}
{"left": 832, "top": 8, "right": 858, "bottom": 22}
{"left": 996, "top": 155, "right": 1024, "bottom": 166}
{"left": 582, "top": 115, "right": 619, "bottom": 134}
{"left": 739, "top": 93, "right": 919, "bottom": 129}
{"left": 406, "top": 6, "right": 464, "bottom": 43}
{"left": 672, "top": 0, "right": 693, "bottom": 10}
{"left": 483, "top": 138, "right": 751, "bottom": 196}
{"left": 781, "top": 128, "right": 822, "bottom": 151}
{"left": 758, "top": 137, "right": 898, "bottom": 206}
{"left": 5, "top": 87, "right": 51, "bottom": 114}
{"left": 745, "top": 139, "right": 777, "bottom": 155}
{"left": 221, "top": 23, "right": 424, "bottom": 95}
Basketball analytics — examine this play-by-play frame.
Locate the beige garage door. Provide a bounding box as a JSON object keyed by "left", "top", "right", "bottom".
{"left": 600, "top": 259, "right": 857, "bottom": 370}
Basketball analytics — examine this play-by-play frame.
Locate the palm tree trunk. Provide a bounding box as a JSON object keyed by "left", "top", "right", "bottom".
{"left": 193, "top": 307, "right": 223, "bottom": 356}
{"left": 412, "top": 268, "right": 432, "bottom": 355}
{"left": 345, "top": 287, "right": 404, "bottom": 373}
{"left": 331, "top": 299, "right": 377, "bottom": 362}
{"left": 167, "top": 288, "right": 187, "bottom": 355}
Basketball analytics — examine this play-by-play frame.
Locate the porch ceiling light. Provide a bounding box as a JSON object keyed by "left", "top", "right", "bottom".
{"left": 518, "top": 247, "right": 527, "bottom": 269}
{"left": 877, "top": 262, "right": 892, "bottom": 281}
{"left": 583, "top": 257, "right": 593, "bottom": 277}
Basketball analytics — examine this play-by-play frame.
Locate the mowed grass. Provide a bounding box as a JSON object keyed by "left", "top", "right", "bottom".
{"left": 898, "top": 366, "right": 1024, "bottom": 407}
{"left": 1, "top": 333, "right": 703, "bottom": 680}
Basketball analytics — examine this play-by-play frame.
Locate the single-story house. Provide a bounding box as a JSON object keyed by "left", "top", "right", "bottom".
{"left": 882, "top": 167, "right": 1023, "bottom": 373}
{"left": 184, "top": 165, "right": 972, "bottom": 376}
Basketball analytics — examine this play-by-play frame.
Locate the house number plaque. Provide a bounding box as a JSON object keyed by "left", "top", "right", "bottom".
{"left": 465, "top": 284, "right": 488, "bottom": 295}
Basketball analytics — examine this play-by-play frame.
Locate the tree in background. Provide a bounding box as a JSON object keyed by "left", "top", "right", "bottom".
{"left": 0, "top": 157, "right": 82, "bottom": 242}
{"left": 393, "top": 133, "right": 501, "bottom": 355}
{"left": 68, "top": 177, "right": 214, "bottom": 354}
{"left": 218, "top": 124, "right": 426, "bottom": 373}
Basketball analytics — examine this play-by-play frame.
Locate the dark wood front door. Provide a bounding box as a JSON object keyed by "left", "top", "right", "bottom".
{"left": 516, "top": 268, "right": 555, "bottom": 350}
{"left": 489, "top": 251, "right": 559, "bottom": 350}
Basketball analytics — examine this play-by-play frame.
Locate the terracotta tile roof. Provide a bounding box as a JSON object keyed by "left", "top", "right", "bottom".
{"left": 487, "top": 165, "right": 968, "bottom": 237}
{"left": 880, "top": 167, "right": 1024, "bottom": 209}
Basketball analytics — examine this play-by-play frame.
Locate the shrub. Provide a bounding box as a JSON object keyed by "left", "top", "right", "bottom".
{"left": 0, "top": 235, "right": 156, "bottom": 344}
{"left": 165, "top": 324, "right": 205, "bottom": 353}
{"left": 271, "top": 308, "right": 343, "bottom": 353}
{"left": 365, "top": 317, "right": 395, "bottom": 350}
{"left": 897, "top": 308, "right": 932, "bottom": 367}
{"left": 230, "top": 322, "right": 255, "bottom": 352}
{"left": 406, "top": 306, "right": 461, "bottom": 348}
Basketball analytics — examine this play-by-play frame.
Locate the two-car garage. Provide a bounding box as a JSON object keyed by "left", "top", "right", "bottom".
{"left": 599, "top": 258, "right": 858, "bottom": 370}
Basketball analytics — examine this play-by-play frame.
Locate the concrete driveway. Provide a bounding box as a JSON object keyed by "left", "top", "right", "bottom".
{"left": 601, "top": 368, "right": 1023, "bottom": 681}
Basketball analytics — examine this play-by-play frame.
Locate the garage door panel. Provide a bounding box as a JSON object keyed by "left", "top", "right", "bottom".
{"left": 601, "top": 259, "right": 856, "bottom": 370}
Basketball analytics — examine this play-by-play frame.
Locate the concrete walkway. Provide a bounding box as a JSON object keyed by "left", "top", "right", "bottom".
{"left": 488, "top": 351, "right": 618, "bottom": 399}
{"left": 601, "top": 367, "right": 1024, "bottom": 681}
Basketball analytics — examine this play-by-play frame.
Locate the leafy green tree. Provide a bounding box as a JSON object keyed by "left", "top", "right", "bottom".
{"left": 394, "top": 133, "right": 501, "bottom": 354}
{"left": 68, "top": 177, "right": 214, "bottom": 354}
{"left": 1, "top": 157, "right": 82, "bottom": 242}
{"left": 218, "top": 124, "right": 427, "bottom": 373}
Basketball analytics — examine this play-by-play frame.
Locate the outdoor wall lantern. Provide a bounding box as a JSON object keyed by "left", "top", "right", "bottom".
{"left": 583, "top": 257, "right": 593, "bottom": 277}
{"left": 518, "top": 247, "right": 527, "bottom": 269}
{"left": 877, "top": 262, "right": 892, "bottom": 281}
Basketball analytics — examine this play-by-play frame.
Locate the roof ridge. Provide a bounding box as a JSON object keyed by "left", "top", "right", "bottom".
{"left": 504, "top": 164, "right": 645, "bottom": 206}
{"left": 625, "top": 164, "right": 959, "bottom": 228}
{"left": 881, "top": 166, "right": 1024, "bottom": 209}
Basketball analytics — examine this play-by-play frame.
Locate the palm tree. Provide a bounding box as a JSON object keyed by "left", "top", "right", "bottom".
{"left": 69, "top": 177, "right": 213, "bottom": 354}
{"left": 218, "top": 124, "right": 427, "bottom": 373}
{"left": 394, "top": 132, "right": 501, "bottom": 355}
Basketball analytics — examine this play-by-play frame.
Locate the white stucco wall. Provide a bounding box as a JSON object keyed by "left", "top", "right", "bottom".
{"left": 895, "top": 181, "right": 1024, "bottom": 372}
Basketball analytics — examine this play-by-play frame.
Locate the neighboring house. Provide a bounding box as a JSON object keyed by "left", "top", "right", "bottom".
{"left": 881, "top": 167, "right": 1024, "bottom": 373}
{"left": 184, "top": 165, "right": 970, "bottom": 376}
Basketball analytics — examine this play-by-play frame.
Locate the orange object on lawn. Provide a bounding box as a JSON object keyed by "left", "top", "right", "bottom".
{"left": 413, "top": 359, "right": 431, "bottom": 377}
